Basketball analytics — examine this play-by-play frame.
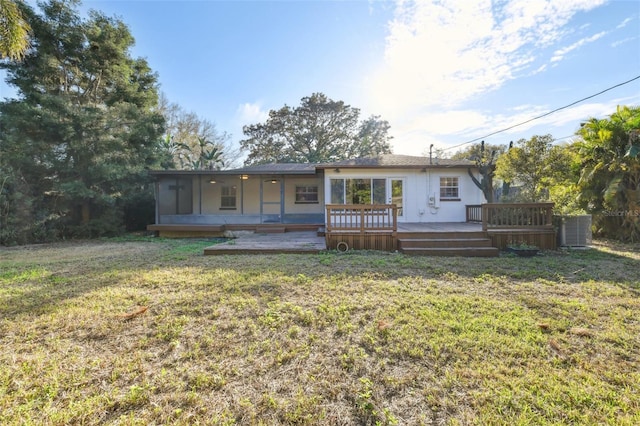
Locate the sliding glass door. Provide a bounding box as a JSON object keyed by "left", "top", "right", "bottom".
{"left": 329, "top": 177, "right": 404, "bottom": 218}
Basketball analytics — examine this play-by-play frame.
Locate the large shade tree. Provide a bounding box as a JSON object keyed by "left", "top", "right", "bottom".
{"left": 574, "top": 105, "right": 640, "bottom": 241}
{"left": 0, "top": 0, "right": 31, "bottom": 60}
{"left": 240, "top": 93, "right": 393, "bottom": 165}
{"left": 0, "top": 0, "right": 164, "bottom": 243}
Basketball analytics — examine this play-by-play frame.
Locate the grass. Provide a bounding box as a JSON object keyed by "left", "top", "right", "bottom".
{"left": 0, "top": 238, "right": 638, "bottom": 425}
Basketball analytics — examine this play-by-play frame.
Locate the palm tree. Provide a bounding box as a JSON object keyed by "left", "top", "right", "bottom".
{"left": 195, "top": 137, "right": 224, "bottom": 170}
{"left": 576, "top": 106, "right": 640, "bottom": 241}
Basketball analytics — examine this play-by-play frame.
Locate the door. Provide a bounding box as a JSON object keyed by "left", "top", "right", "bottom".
{"left": 261, "top": 178, "right": 283, "bottom": 223}
{"left": 388, "top": 178, "right": 404, "bottom": 219}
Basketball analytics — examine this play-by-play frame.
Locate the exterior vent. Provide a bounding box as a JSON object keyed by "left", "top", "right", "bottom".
{"left": 557, "top": 215, "right": 592, "bottom": 247}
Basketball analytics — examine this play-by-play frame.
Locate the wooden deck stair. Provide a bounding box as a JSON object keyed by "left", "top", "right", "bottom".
{"left": 255, "top": 226, "right": 286, "bottom": 234}
{"left": 398, "top": 231, "right": 499, "bottom": 257}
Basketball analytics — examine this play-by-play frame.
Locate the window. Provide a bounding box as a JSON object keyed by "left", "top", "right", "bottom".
{"left": 329, "top": 178, "right": 392, "bottom": 205}
{"left": 330, "top": 179, "right": 345, "bottom": 204}
{"left": 295, "top": 186, "right": 318, "bottom": 203}
{"left": 220, "top": 186, "right": 237, "bottom": 209}
{"left": 440, "top": 177, "right": 459, "bottom": 200}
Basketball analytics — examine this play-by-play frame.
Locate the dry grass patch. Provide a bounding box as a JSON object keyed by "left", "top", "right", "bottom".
{"left": 0, "top": 238, "right": 639, "bottom": 425}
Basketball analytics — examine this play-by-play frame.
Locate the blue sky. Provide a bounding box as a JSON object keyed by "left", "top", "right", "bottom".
{"left": 2, "top": 0, "right": 639, "bottom": 159}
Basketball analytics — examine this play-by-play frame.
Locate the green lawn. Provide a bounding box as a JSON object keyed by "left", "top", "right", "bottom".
{"left": 0, "top": 239, "right": 638, "bottom": 425}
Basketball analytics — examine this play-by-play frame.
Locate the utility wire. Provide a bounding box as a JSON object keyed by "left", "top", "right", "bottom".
{"left": 444, "top": 74, "right": 640, "bottom": 151}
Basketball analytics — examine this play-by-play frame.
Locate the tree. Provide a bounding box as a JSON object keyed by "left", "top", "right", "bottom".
{"left": 157, "top": 93, "right": 240, "bottom": 169}
{"left": 495, "top": 134, "right": 572, "bottom": 203}
{"left": 574, "top": 105, "right": 640, "bottom": 241}
{"left": 452, "top": 141, "right": 508, "bottom": 202}
{"left": 0, "top": 0, "right": 164, "bottom": 243}
{"left": 0, "top": 0, "right": 31, "bottom": 60}
{"left": 240, "top": 93, "right": 393, "bottom": 165}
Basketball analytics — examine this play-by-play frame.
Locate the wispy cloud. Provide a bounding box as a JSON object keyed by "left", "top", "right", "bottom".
{"left": 617, "top": 17, "right": 633, "bottom": 29}
{"left": 366, "top": 0, "right": 608, "bottom": 152}
{"left": 611, "top": 36, "right": 637, "bottom": 48}
{"left": 551, "top": 31, "right": 607, "bottom": 62}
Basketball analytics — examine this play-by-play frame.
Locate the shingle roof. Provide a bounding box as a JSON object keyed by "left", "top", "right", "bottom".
{"left": 150, "top": 155, "right": 474, "bottom": 176}
{"left": 318, "top": 154, "right": 474, "bottom": 168}
{"left": 228, "top": 163, "right": 318, "bottom": 174}
{"left": 150, "top": 162, "right": 318, "bottom": 176}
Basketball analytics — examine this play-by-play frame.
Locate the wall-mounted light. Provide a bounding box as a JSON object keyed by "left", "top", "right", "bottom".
{"left": 334, "top": 168, "right": 340, "bottom": 173}
{"left": 420, "top": 167, "right": 427, "bottom": 173}
{"left": 265, "top": 178, "right": 279, "bottom": 184}
{"left": 240, "top": 175, "right": 249, "bottom": 180}
{"left": 209, "top": 178, "right": 224, "bottom": 184}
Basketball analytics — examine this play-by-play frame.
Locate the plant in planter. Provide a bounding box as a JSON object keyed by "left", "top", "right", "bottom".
{"left": 506, "top": 242, "right": 540, "bottom": 257}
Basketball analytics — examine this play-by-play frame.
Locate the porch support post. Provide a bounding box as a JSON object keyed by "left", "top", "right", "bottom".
{"left": 154, "top": 179, "right": 160, "bottom": 225}
{"left": 198, "top": 174, "right": 202, "bottom": 214}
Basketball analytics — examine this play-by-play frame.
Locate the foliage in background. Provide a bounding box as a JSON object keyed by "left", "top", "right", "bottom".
{"left": 240, "top": 92, "right": 393, "bottom": 165}
{"left": 496, "top": 134, "right": 575, "bottom": 204}
{"left": 574, "top": 105, "right": 640, "bottom": 241}
{"left": 0, "top": 0, "right": 164, "bottom": 244}
{"left": 0, "top": 0, "right": 31, "bottom": 60}
{"left": 157, "top": 93, "right": 241, "bottom": 169}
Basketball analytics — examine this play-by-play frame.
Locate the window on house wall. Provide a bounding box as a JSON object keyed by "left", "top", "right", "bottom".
{"left": 330, "top": 178, "right": 388, "bottom": 205}
{"left": 295, "top": 186, "right": 318, "bottom": 203}
{"left": 346, "top": 178, "right": 371, "bottom": 204}
{"left": 440, "top": 177, "right": 459, "bottom": 200}
{"left": 330, "top": 179, "right": 344, "bottom": 204}
{"left": 220, "top": 185, "right": 237, "bottom": 209}
{"left": 372, "top": 179, "right": 386, "bottom": 204}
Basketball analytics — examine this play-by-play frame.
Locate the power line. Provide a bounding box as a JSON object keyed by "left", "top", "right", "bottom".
{"left": 443, "top": 74, "right": 640, "bottom": 151}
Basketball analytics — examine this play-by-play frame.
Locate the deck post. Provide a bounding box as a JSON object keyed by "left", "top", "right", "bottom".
{"left": 482, "top": 204, "right": 488, "bottom": 231}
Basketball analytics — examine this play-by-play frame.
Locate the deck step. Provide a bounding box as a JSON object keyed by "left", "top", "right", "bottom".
{"left": 317, "top": 227, "right": 326, "bottom": 237}
{"left": 398, "top": 237, "right": 493, "bottom": 249}
{"left": 397, "top": 231, "right": 489, "bottom": 239}
{"left": 401, "top": 247, "right": 499, "bottom": 257}
{"left": 256, "top": 226, "right": 286, "bottom": 234}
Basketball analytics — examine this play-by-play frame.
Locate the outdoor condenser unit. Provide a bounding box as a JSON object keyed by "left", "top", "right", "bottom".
{"left": 557, "top": 215, "right": 592, "bottom": 247}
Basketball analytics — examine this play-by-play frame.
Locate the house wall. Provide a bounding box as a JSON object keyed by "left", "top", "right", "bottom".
{"left": 157, "top": 174, "right": 324, "bottom": 225}
{"left": 324, "top": 167, "right": 485, "bottom": 223}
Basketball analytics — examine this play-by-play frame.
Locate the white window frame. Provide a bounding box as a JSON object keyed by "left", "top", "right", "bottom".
{"left": 439, "top": 176, "right": 460, "bottom": 201}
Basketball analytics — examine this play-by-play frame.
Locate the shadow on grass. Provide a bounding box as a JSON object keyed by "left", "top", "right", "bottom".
{"left": 0, "top": 238, "right": 638, "bottom": 321}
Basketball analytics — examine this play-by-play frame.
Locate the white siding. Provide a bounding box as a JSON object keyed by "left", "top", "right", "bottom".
{"left": 324, "top": 167, "right": 485, "bottom": 223}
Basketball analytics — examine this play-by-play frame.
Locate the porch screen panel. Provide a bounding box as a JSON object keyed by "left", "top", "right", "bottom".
{"left": 177, "top": 178, "right": 193, "bottom": 215}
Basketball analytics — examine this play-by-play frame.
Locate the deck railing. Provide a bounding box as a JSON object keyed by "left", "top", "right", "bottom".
{"left": 482, "top": 203, "right": 554, "bottom": 231}
{"left": 326, "top": 204, "right": 398, "bottom": 233}
{"left": 466, "top": 205, "right": 483, "bottom": 223}
{"left": 325, "top": 204, "right": 398, "bottom": 251}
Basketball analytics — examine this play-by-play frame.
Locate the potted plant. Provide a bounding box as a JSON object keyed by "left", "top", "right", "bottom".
{"left": 506, "top": 242, "right": 539, "bottom": 257}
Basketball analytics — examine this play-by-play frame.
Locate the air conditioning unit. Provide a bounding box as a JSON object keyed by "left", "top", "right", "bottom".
{"left": 556, "top": 215, "right": 592, "bottom": 247}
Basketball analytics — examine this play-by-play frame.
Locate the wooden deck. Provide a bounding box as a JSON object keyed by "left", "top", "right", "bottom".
{"left": 202, "top": 223, "right": 494, "bottom": 256}
{"left": 203, "top": 231, "right": 326, "bottom": 255}
{"left": 148, "top": 223, "right": 322, "bottom": 238}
